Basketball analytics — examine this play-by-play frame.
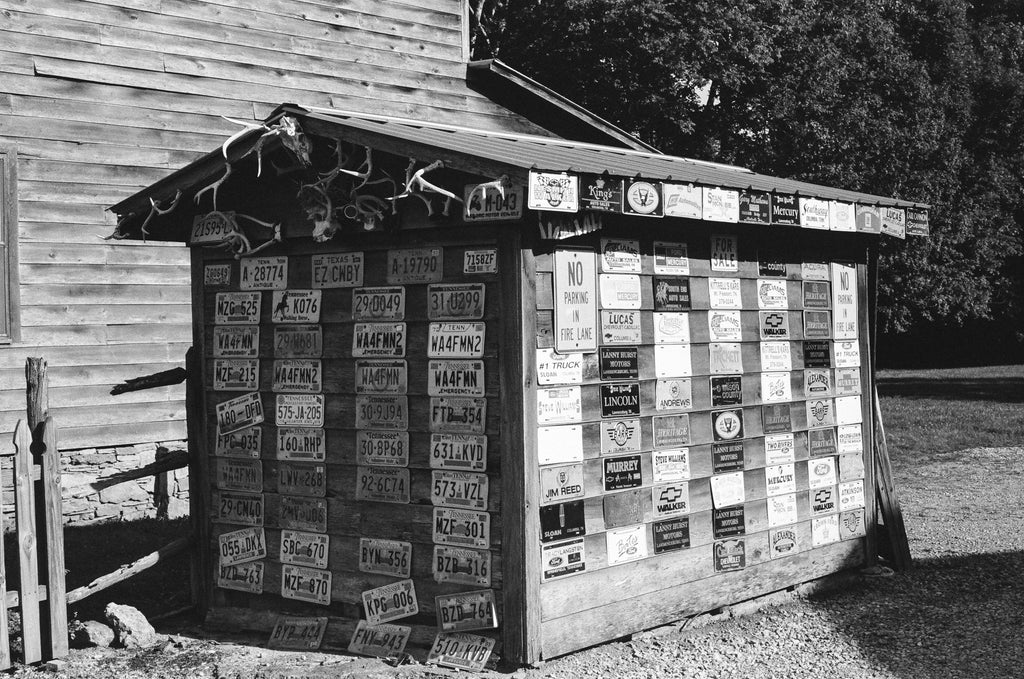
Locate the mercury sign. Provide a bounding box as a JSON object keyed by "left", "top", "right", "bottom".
{"left": 553, "top": 250, "right": 598, "bottom": 352}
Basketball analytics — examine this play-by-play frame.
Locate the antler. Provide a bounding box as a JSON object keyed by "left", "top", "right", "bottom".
{"left": 139, "top": 190, "right": 183, "bottom": 240}
{"left": 388, "top": 158, "right": 463, "bottom": 216}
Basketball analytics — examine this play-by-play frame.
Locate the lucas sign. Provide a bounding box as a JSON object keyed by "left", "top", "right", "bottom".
{"left": 553, "top": 250, "right": 598, "bottom": 352}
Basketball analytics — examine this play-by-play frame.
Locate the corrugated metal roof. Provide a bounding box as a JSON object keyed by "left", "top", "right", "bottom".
{"left": 300, "top": 106, "right": 926, "bottom": 209}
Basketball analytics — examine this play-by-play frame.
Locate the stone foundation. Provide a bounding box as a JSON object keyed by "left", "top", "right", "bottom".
{"left": 60, "top": 440, "right": 190, "bottom": 525}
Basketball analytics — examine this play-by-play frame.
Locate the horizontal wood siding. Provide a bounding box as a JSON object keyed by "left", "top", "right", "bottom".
{"left": 0, "top": 0, "right": 539, "bottom": 454}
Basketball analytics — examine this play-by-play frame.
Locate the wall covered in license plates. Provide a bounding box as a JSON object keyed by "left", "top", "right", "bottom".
{"left": 528, "top": 226, "right": 873, "bottom": 658}
{"left": 195, "top": 233, "right": 508, "bottom": 665}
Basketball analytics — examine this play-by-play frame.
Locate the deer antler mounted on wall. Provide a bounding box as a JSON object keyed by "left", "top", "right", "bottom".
{"left": 198, "top": 210, "right": 283, "bottom": 259}
{"left": 101, "top": 190, "right": 183, "bottom": 241}
{"left": 388, "top": 158, "right": 463, "bottom": 217}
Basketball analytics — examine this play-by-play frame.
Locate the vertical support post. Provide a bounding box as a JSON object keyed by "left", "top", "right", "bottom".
{"left": 25, "top": 358, "right": 48, "bottom": 444}
{"left": 12, "top": 420, "right": 41, "bottom": 664}
{"left": 41, "top": 417, "right": 68, "bottom": 658}
{"left": 0, "top": 442, "right": 10, "bottom": 670}
{"left": 185, "top": 346, "right": 208, "bottom": 614}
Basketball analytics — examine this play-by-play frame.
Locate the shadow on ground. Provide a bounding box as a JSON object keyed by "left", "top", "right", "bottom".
{"left": 811, "top": 551, "right": 1024, "bottom": 679}
{"left": 876, "top": 376, "right": 1024, "bottom": 402}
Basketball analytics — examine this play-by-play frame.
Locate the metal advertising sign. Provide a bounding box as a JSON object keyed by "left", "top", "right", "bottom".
{"left": 653, "top": 517, "right": 690, "bottom": 553}
{"left": 709, "top": 310, "right": 742, "bottom": 341}
{"left": 218, "top": 526, "right": 266, "bottom": 566}
{"left": 652, "top": 482, "right": 689, "bottom": 519}
{"left": 428, "top": 284, "right": 486, "bottom": 320}
{"left": 709, "top": 471, "right": 745, "bottom": 507}
{"left": 606, "top": 524, "right": 648, "bottom": 565}
{"left": 357, "top": 431, "right": 409, "bottom": 467}
{"left": 834, "top": 340, "right": 861, "bottom": 368}
{"left": 215, "top": 426, "right": 261, "bottom": 459}
{"left": 463, "top": 182, "right": 524, "bottom": 221}
{"left": 835, "top": 367, "right": 862, "bottom": 395}
{"left": 362, "top": 579, "right": 419, "bottom": 625}
{"left": 240, "top": 256, "right": 287, "bottom": 290}
{"left": 710, "top": 234, "right": 739, "bottom": 272}
{"left": 757, "top": 250, "right": 787, "bottom": 277}
{"left": 708, "top": 278, "right": 742, "bottom": 308}
{"left": 711, "top": 375, "right": 743, "bottom": 407}
{"left": 352, "top": 286, "right": 405, "bottom": 321}
{"left": 274, "top": 325, "right": 322, "bottom": 358}
{"left": 714, "top": 539, "right": 746, "bottom": 572}
{"left": 765, "top": 463, "right": 797, "bottom": 496}
{"left": 829, "top": 201, "right": 856, "bottom": 232}
{"left": 386, "top": 247, "right": 443, "bottom": 284}
{"left": 578, "top": 175, "right": 623, "bottom": 213}
{"left": 427, "top": 633, "right": 496, "bottom": 671}
{"left": 601, "top": 418, "right": 641, "bottom": 456}
{"left": 837, "top": 425, "right": 863, "bottom": 455}
{"left": 213, "top": 359, "right": 258, "bottom": 391}
{"left": 765, "top": 432, "right": 795, "bottom": 464}
{"left": 803, "top": 340, "right": 831, "bottom": 368}
{"left": 431, "top": 470, "right": 489, "bottom": 510}
{"left": 855, "top": 205, "right": 882, "bottom": 234}
{"left": 463, "top": 249, "right": 497, "bottom": 274}
{"left": 433, "top": 508, "right": 490, "bottom": 548}
{"left": 541, "top": 538, "right": 586, "bottom": 581}
{"left": 759, "top": 311, "right": 790, "bottom": 340}
{"left": 603, "top": 454, "right": 642, "bottom": 491}
{"left": 655, "top": 378, "right": 692, "bottom": 411}
{"left": 600, "top": 310, "right": 641, "bottom": 344}
{"left": 275, "top": 394, "right": 323, "bottom": 427}
{"left": 600, "top": 382, "right": 641, "bottom": 417}
{"left": 537, "top": 425, "right": 583, "bottom": 465}
{"left": 528, "top": 171, "right": 579, "bottom": 212}
{"left": 599, "top": 347, "right": 638, "bottom": 380}
{"left": 769, "top": 526, "right": 798, "bottom": 559}
{"left": 757, "top": 279, "right": 788, "bottom": 309}
{"left": 905, "top": 207, "right": 930, "bottom": 236}
{"left": 712, "top": 442, "right": 744, "bottom": 473}
{"left": 809, "top": 456, "right": 838, "bottom": 489}
{"left": 760, "top": 371, "right": 792, "bottom": 403}
{"left": 838, "top": 479, "right": 865, "bottom": 511}
{"left": 653, "top": 414, "right": 690, "bottom": 448}
{"left": 653, "top": 241, "right": 690, "bottom": 274}
{"left": 272, "top": 359, "right": 321, "bottom": 394}
{"left": 356, "top": 360, "right": 408, "bottom": 394}
{"left": 653, "top": 277, "right": 691, "bottom": 311}
{"left": 809, "top": 427, "right": 837, "bottom": 457}
{"left": 312, "top": 252, "right": 363, "bottom": 288}
{"left": 213, "top": 326, "right": 259, "bottom": 358}
{"left": 359, "top": 538, "right": 412, "bottom": 578}
{"left": 662, "top": 183, "right": 703, "bottom": 219}
{"left": 623, "top": 180, "right": 663, "bottom": 217}
{"left": 713, "top": 506, "right": 746, "bottom": 538}
{"left": 279, "top": 529, "right": 329, "bottom": 570}
{"left": 540, "top": 464, "right": 585, "bottom": 505}
{"left": 767, "top": 492, "right": 798, "bottom": 528}
{"left": 803, "top": 310, "right": 831, "bottom": 339}
{"left": 430, "top": 434, "right": 487, "bottom": 471}
{"left": 352, "top": 322, "right": 407, "bottom": 358}
{"left": 436, "top": 590, "right": 498, "bottom": 633}
{"left": 214, "top": 491, "right": 264, "bottom": 526}
{"left": 760, "top": 341, "right": 792, "bottom": 372}
{"left": 739, "top": 190, "right": 771, "bottom": 224}
{"left": 215, "top": 292, "right": 261, "bottom": 324}
{"left": 355, "top": 395, "right": 409, "bottom": 430}
{"left": 835, "top": 394, "right": 862, "bottom": 425}
{"left": 428, "top": 322, "right": 486, "bottom": 358}
{"left": 356, "top": 466, "right": 411, "bottom": 504}
{"left": 811, "top": 487, "right": 837, "bottom": 516}
{"left": 801, "top": 260, "right": 830, "bottom": 281}
{"left": 803, "top": 281, "right": 830, "bottom": 308}
{"left": 710, "top": 342, "right": 743, "bottom": 375}
{"left": 806, "top": 398, "right": 835, "bottom": 429}
{"left": 268, "top": 616, "right": 328, "bottom": 651}
{"left": 433, "top": 546, "right": 491, "bottom": 586}
{"left": 603, "top": 489, "right": 643, "bottom": 528}
{"left": 277, "top": 462, "right": 326, "bottom": 498}
{"left": 652, "top": 449, "right": 690, "bottom": 482}
{"left": 880, "top": 206, "right": 906, "bottom": 239}
{"left": 539, "top": 500, "right": 585, "bottom": 543}
{"left": 803, "top": 368, "right": 832, "bottom": 397}
{"left": 799, "top": 197, "right": 830, "bottom": 230}
{"left": 270, "top": 290, "right": 321, "bottom": 323}
{"left": 599, "top": 274, "right": 642, "bottom": 310}
{"left": 653, "top": 312, "right": 690, "bottom": 344}
{"left": 281, "top": 564, "right": 331, "bottom": 605}
{"left": 839, "top": 509, "right": 866, "bottom": 540}
{"left": 712, "top": 409, "right": 744, "bottom": 442}
{"left": 215, "top": 458, "right": 262, "bottom": 492}
{"left": 217, "top": 561, "right": 263, "bottom": 594}
{"left": 762, "top": 403, "right": 792, "bottom": 434}
{"left": 216, "top": 392, "right": 264, "bottom": 435}
{"left": 703, "top": 188, "right": 740, "bottom": 222}
{"left": 279, "top": 496, "right": 327, "bottom": 533}
{"left": 654, "top": 345, "right": 691, "bottom": 379}
{"left": 600, "top": 238, "right": 641, "bottom": 273}
{"left": 771, "top": 194, "right": 799, "bottom": 226}
{"left": 812, "top": 514, "right": 840, "bottom": 546}
{"left": 536, "top": 349, "right": 583, "bottom": 385}
{"left": 348, "top": 621, "right": 411, "bottom": 659}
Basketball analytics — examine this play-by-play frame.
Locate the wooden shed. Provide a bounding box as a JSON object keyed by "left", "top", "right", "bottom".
{"left": 109, "top": 104, "right": 928, "bottom": 667}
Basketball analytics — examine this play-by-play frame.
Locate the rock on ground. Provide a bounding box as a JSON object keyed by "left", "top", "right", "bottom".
{"left": 104, "top": 603, "right": 158, "bottom": 649}
{"left": 69, "top": 620, "right": 115, "bottom": 649}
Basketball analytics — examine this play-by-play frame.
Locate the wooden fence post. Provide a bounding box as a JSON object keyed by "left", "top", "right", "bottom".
{"left": 0, "top": 437, "right": 9, "bottom": 671}
{"left": 25, "top": 358, "right": 48, "bottom": 446}
{"left": 41, "top": 418, "right": 68, "bottom": 657}
{"left": 12, "top": 420, "right": 41, "bottom": 664}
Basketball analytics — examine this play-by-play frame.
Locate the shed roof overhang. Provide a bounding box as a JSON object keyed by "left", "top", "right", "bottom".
{"left": 110, "top": 104, "right": 927, "bottom": 229}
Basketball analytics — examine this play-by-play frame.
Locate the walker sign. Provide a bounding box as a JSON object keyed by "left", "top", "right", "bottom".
{"left": 553, "top": 250, "right": 598, "bottom": 352}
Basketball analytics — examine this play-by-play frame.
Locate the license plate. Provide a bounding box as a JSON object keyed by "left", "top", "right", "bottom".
{"left": 215, "top": 458, "right": 262, "bottom": 492}
{"left": 279, "top": 496, "right": 327, "bottom": 533}
{"left": 278, "top": 462, "right": 326, "bottom": 497}
{"left": 212, "top": 326, "right": 260, "bottom": 358}
{"left": 205, "top": 263, "right": 230, "bottom": 286}
{"left": 429, "top": 434, "right": 487, "bottom": 471}
{"left": 276, "top": 427, "right": 325, "bottom": 462}
{"left": 355, "top": 395, "right": 408, "bottom": 430}
{"left": 432, "top": 508, "right": 490, "bottom": 548}
{"left": 435, "top": 589, "right": 497, "bottom": 633}
{"left": 240, "top": 256, "right": 287, "bottom": 290}
{"left": 217, "top": 560, "right": 263, "bottom": 594}
{"left": 268, "top": 616, "right": 328, "bottom": 651}
{"left": 274, "top": 325, "right": 322, "bottom": 358}
{"left": 348, "top": 620, "right": 411, "bottom": 658}
{"left": 427, "top": 632, "right": 495, "bottom": 671}
{"left": 272, "top": 359, "right": 322, "bottom": 393}
{"left": 432, "top": 546, "right": 491, "bottom": 586}
{"left": 356, "top": 466, "right": 410, "bottom": 504}
{"left": 352, "top": 286, "right": 406, "bottom": 320}
{"left": 356, "top": 431, "right": 409, "bottom": 467}
{"left": 270, "top": 289, "right": 321, "bottom": 323}
{"left": 312, "top": 252, "right": 363, "bottom": 288}
{"left": 428, "top": 322, "right": 485, "bottom": 358}
{"left": 216, "top": 392, "right": 264, "bottom": 435}
{"left": 214, "top": 426, "right": 262, "bottom": 458}
{"left": 214, "top": 491, "right": 264, "bottom": 526}
{"left": 213, "top": 359, "right": 259, "bottom": 391}
{"left": 431, "top": 471, "right": 488, "bottom": 510}
{"left": 429, "top": 397, "right": 486, "bottom": 434}
{"left": 352, "top": 322, "right": 407, "bottom": 358}
{"left": 275, "top": 394, "right": 324, "bottom": 427}
{"left": 279, "top": 529, "right": 329, "bottom": 569}
{"left": 214, "top": 292, "right": 261, "bottom": 324}
{"left": 387, "top": 247, "right": 442, "bottom": 284}
{"left": 463, "top": 249, "right": 497, "bottom": 274}
{"left": 362, "top": 579, "right": 419, "bottom": 625}
{"left": 428, "top": 283, "right": 486, "bottom": 320}
{"left": 218, "top": 526, "right": 266, "bottom": 566}
{"left": 355, "top": 360, "right": 408, "bottom": 394}
{"left": 281, "top": 564, "right": 331, "bottom": 605}
{"left": 191, "top": 211, "right": 237, "bottom": 245}
{"left": 358, "top": 538, "right": 412, "bottom": 578}
{"left": 428, "top": 360, "right": 485, "bottom": 396}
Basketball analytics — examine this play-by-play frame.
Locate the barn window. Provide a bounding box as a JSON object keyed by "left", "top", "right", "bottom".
{"left": 0, "top": 144, "right": 19, "bottom": 344}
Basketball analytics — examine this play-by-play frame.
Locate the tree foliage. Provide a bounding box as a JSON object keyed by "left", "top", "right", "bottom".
{"left": 472, "top": 0, "right": 1024, "bottom": 334}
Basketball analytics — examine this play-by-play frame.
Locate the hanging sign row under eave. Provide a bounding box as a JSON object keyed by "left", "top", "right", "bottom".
{"left": 524, "top": 170, "right": 930, "bottom": 237}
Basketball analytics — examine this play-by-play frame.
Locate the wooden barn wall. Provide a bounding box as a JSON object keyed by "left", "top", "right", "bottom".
{"left": 0, "top": 0, "right": 540, "bottom": 454}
